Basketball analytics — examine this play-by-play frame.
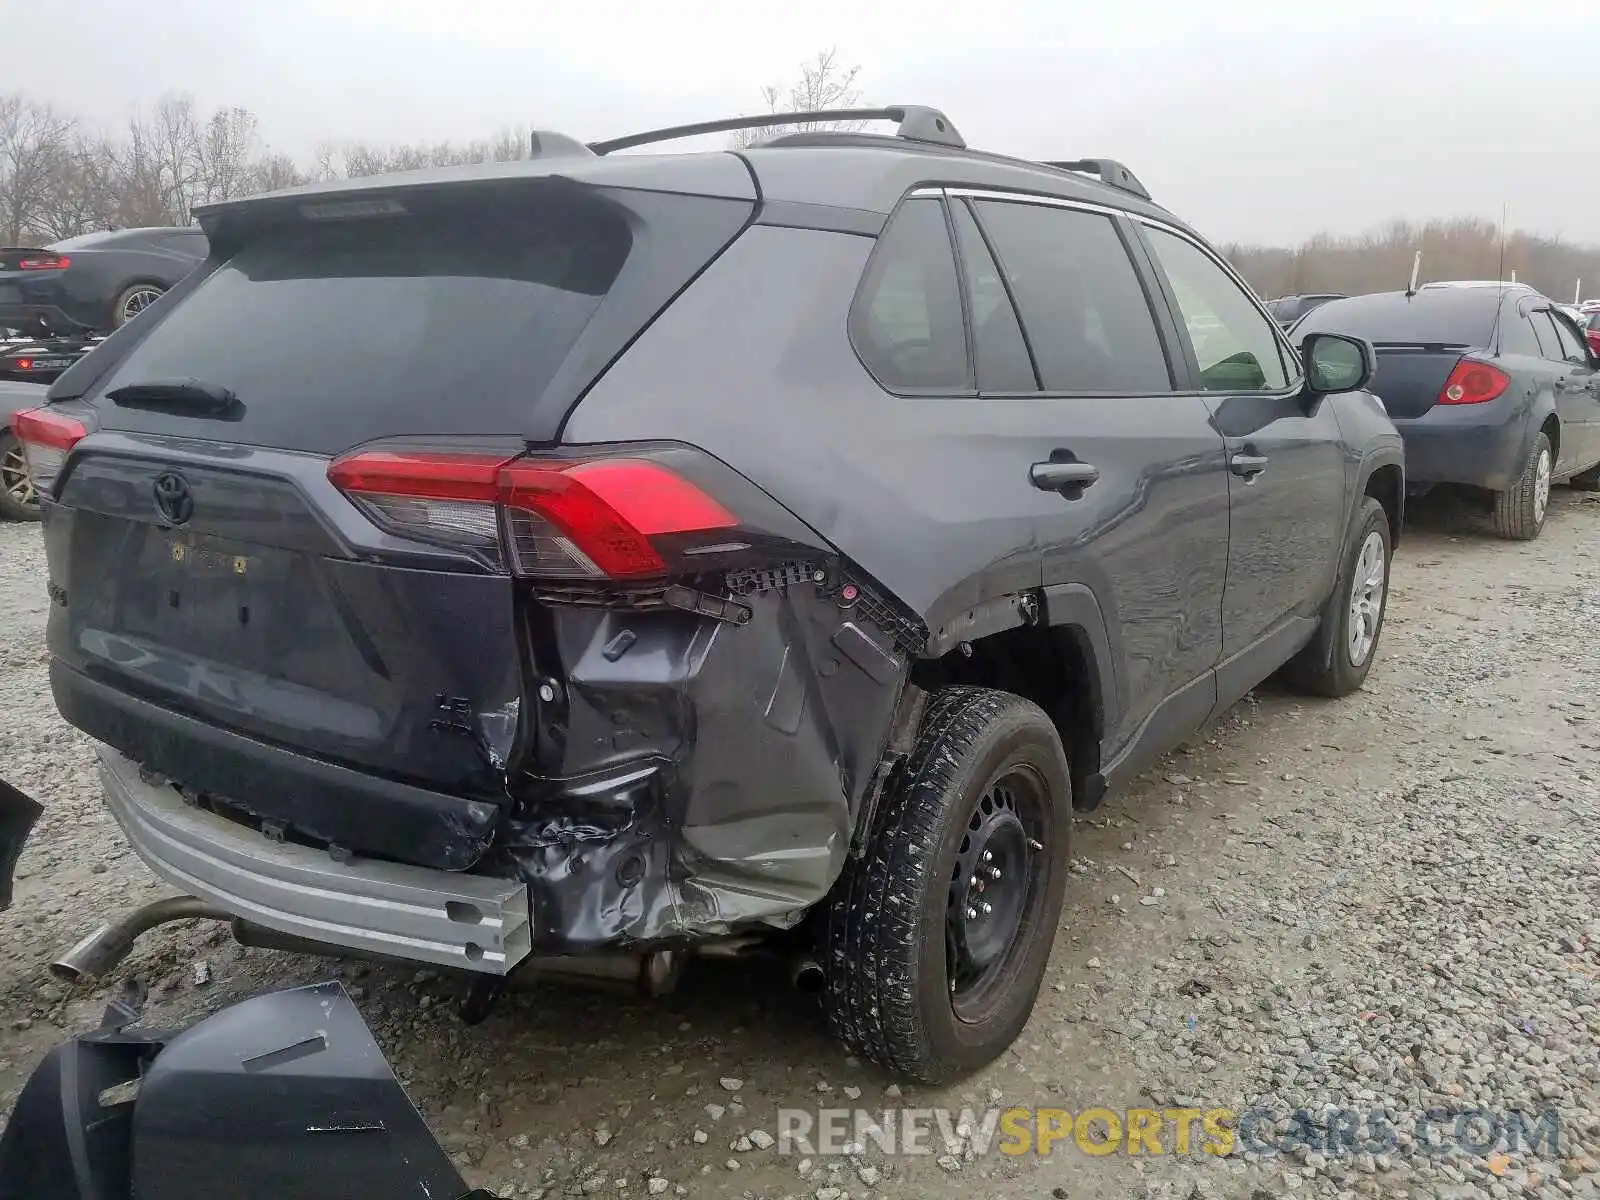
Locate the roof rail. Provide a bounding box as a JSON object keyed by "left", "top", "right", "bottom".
{"left": 587, "top": 106, "right": 965, "bottom": 156}
{"left": 1041, "top": 159, "right": 1151, "bottom": 202}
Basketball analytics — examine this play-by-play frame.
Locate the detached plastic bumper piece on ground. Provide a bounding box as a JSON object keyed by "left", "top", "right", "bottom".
{"left": 0, "top": 980, "right": 489, "bottom": 1200}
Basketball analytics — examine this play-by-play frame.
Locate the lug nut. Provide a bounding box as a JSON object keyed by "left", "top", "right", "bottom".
{"left": 981, "top": 850, "right": 994, "bottom": 863}
{"left": 989, "top": 867, "right": 1002, "bottom": 880}
{"left": 537, "top": 682, "right": 557, "bottom": 703}
{"left": 1028, "top": 838, "right": 1044, "bottom": 851}
{"left": 969, "top": 875, "right": 979, "bottom": 888}
{"left": 966, "top": 907, "right": 978, "bottom": 920}
{"left": 978, "top": 901, "right": 993, "bottom": 915}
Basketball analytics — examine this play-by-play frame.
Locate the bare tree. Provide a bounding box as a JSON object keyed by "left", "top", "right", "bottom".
{"left": 32, "top": 134, "right": 121, "bottom": 239}
{"left": 729, "top": 49, "right": 867, "bottom": 148}
{"left": 196, "top": 106, "right": 262, "bottom": 204}
{"left": 246, "top": 152, "right": 306, "bottom": 195}
{"left": 0, "top": 93, "right": 77, "bottom": 243}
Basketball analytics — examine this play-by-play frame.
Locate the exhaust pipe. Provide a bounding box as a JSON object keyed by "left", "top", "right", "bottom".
{"left": 520, "top": 950, "right": 687, "bottom": 998}
{"left": 230, "top": 921, "right": 689, "bottom": 999}
{"left": 51, "top": 896, "right": 233, "bottom": 983}
{"left": 790, "top": 954, "right": 825, "bottom": 994}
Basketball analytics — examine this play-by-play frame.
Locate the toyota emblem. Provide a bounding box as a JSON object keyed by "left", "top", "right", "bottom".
{"left": 152, "top": 472, "right": 194, "bottom": 525}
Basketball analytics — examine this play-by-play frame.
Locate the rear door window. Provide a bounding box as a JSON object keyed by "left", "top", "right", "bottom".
{"left": 973, "top": 200, "right": 1172, "bottom": 393}
{"left": 1143, "top": 226, "right": 1289, "bottom": 391}
{"left": 851, "top": 197, "right": 969, "bottom": 392}
{"left": 949, "top": 200, "right": 1037, "bottom": 393}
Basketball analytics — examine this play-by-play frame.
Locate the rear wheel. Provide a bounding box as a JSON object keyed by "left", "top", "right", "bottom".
{"left": 821, "top": 687, "right": 1071, "bottom": 1083}
{"left": 112, "top": 283, "right": 165, "bottom": 328}
{"left": 1491, "top": 432, "right": 1552, "bottom": 540}
{"left": 0, "top": 431, "right": 40, "bottom": 522}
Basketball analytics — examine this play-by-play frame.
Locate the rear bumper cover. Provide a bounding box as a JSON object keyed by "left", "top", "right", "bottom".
{"left": 98, "top": 744, "right": 532, "bottom": 975}
{"left": 1393, "top": 407, "right": 1528, "bottom": 492}
{"left": 53, "top": 659, "right": 500, "bottom": 871}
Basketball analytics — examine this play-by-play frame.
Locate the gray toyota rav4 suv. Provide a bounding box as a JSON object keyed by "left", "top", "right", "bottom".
{"left": 16, "top": 106, "right": 1402, "bottom": 1081}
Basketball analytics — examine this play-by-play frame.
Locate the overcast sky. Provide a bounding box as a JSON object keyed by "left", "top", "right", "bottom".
{"left": 7, "top": 0, "right": 1595, "bottom": 247}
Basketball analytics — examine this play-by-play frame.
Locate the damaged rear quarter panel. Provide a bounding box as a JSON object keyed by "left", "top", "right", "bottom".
{"left": 495, "top": 574, "right": 911, "bottom": 951}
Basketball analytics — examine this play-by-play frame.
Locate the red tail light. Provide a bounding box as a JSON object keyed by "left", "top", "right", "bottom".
{"left": 13, "top": 358, "right": 31, "bottom": 371}
{"left": 17, "top": 254, "right": 70, "bottom": 270}
{"left": 1437, "top": 360, "right": 1510, "bottom": 405}
{"left": 328, "top": 450, "right": 738, "bottom": 579}
{"left": 12, "top": 407, "right": 88, "bottom": 494}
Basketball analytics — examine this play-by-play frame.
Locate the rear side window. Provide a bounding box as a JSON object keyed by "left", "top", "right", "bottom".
{"left": 974, "top": 200, "right": 1172, "bottom": 393}
{"left": 1500, "top": 313, "right": 1544, "bottom": 358}
{"left": 851, "top": 197, "right": 969, "bottom": 392}
{"left": 949, "top": 200, "right": 1037, "bottom": 392}
{"left": 1143, "top": 226, "right": 1289, "bottom": 392}
{"left": 1530, "top": 312, "right": 1566, "bottom": 360}
{"left": 1546, "top": 312, "right": 1589, "bottom": 363}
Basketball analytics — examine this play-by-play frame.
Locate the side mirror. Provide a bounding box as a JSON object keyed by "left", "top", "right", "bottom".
{"left": 1301, "top": 332, "right": 1374, "bottom": 395}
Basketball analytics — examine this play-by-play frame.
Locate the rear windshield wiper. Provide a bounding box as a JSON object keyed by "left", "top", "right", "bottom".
{"left": 105, "top": 378, "right": 242, "bottom": 417}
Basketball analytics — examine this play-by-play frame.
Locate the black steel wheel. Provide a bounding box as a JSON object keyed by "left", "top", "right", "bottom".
{"left": 822, "top": 686, "right": 1072, "bottom": 1082}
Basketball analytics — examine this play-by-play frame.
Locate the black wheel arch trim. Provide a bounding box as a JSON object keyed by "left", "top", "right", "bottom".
{"left": 1353, "top": 444, "right": 1406, "bottom": 544}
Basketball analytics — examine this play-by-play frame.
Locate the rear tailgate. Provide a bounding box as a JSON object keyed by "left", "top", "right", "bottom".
{"left": 1369, "top": 344, "right": 1468, "bottom": 419}
{"left": 40, "top": 168, "right": 756, "bottom": 863}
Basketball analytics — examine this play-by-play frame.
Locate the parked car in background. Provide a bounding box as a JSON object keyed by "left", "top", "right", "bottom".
{"left": 1296, "top": 281, "right": 1600, "bottom": 540}
{"left": 15, "top": 106, "right": 1402, "bottom": 1082}
{"left": 0, "top": 379, "right": 48, "bottom": 520}
{"left": 0, "top": 227, "right": 208, "bottom": 335}
{"left": 1585, "top": 309, "right": 1600, "bottom": 356}
{"left": 0, "top": 328, "right": 103, "bottom": 385}
{"left": 1265, "top": 292, "right": 1345, "bottom": 329}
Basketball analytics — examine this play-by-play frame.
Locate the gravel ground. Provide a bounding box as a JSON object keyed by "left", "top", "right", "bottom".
{"left": 2, "top": 492, "right": 1598, "bottom": 1200}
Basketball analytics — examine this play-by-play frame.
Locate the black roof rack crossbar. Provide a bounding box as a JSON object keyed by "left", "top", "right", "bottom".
{"left": 588, "top": 105, "right": 965, "bottom": 156}
{"left": 1042, "top": 159, "right": 1152, "bottom": 202}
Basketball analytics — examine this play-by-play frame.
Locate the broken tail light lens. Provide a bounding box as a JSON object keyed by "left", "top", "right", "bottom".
{"left": 1437, "top": 360, "right": 1511, "bottom": 405}
{"left": 12, "top": 407, "right": 88, "bottom": 495}
{"left": 328, "top": 450, "right": 738, "bottom": 579}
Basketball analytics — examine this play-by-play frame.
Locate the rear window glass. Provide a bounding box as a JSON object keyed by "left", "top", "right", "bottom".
{"left": 96, "top": 197, "right": 632, "bottom": 451}
{"left": 1295, "top": 291, "right": 1500, "bottom": 346}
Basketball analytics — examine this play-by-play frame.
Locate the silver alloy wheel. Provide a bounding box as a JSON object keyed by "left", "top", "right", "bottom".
{"left": 1, "top": 442, "right": 36, "bottom": 510}
{"left": 118, "top": 285, "right": 164, "bottom": 325}
{"left": 1533, "top": 447, "right": 1551, "bottom": 524}
{"left": 1346, "top": 530, "right": 1386, "bottom": 667}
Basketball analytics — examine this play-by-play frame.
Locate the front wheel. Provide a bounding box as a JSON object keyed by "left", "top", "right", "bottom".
{"left": 0, "top": 431, "right": 40, "bottom": 522}
{"left": 820, "top": 687, "right": 1072, "bottom": 1083}
{"left": 1283, "top": 495, "right": 1391, "bottom": 697}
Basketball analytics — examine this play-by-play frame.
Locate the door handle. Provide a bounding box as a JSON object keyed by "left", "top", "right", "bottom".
{"left": 1030, "top": 460, "right": 1100, "bottom": 493}
{"left": 1229, "top": 452, "right": 1269, "bottom": 478}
